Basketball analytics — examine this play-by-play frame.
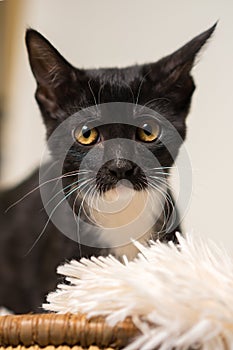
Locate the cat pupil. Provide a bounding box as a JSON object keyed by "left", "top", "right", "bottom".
{"left": 143, "top": 123, "right": 152, "bottom": 135}
{"left": 82, "top": 126, "right": 91, "bottom": 138}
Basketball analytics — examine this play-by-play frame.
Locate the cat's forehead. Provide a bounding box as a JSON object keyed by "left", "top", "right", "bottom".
{"left": 86, "top": 65, "right": 142, "bottom": 86}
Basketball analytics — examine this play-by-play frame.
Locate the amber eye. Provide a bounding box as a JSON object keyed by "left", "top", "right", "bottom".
{"left": 136, "top": 122, "right": 160, "bottom": 142}
{"left": 74, "top": 125, "right": 99, "bottom": 145}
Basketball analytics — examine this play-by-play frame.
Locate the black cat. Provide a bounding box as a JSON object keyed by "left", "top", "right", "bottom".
{"left": 0, "top": 24, "right": 216, "bottom": 314}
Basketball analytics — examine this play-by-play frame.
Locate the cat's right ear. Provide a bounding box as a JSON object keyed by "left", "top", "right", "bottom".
{"left": 25, "top": 29, "right": 76, "bottom": 117}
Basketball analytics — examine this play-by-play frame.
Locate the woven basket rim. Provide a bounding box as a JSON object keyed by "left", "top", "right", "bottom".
{"left": 0, "top": 313, "right": 139, "bottom": 348}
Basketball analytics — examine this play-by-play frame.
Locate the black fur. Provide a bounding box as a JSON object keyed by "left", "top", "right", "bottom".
{"left": 0, "top": 24, "right": 216, "bottom": 313}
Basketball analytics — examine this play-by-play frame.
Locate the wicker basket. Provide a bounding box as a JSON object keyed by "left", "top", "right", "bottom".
{"left": 0, "top": 313, "right": 140, "bottom": 350}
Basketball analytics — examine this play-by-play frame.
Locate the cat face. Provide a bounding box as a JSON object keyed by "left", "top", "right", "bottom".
{"left": 25, "top": 25, "right": 215, "bottom": 195}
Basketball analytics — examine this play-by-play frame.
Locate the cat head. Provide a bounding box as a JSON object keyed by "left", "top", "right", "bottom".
{"left": 25, "top": 25, "right": 216, "bottom": 193}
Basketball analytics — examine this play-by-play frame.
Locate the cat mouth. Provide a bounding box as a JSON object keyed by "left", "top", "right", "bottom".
{"left": 105, "top": 179, "right": 135, "bottom": 193}
{"left": 95, "top": 160, "right": 148, "bottom": 193}
{"left": 96, "top": 180, "right": 147, "bottom": 194}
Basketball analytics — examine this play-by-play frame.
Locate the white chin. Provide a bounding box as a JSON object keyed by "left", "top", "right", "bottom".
{"left": 85, "top": 183, "right": 165, "bottom": 259}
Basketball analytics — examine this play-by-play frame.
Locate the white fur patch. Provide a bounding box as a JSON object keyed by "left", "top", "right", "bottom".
{"left": 86, "top": 183, "right": 164, "bottom": 259}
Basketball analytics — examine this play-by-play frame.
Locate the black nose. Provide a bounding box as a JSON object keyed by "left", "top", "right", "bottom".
{"left": 107, "top": 159, "right": 136, "bottom": 180}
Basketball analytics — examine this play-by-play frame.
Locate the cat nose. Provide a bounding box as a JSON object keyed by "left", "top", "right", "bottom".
{"left": 107, "top": 159, "right": 137, "bottom": 180}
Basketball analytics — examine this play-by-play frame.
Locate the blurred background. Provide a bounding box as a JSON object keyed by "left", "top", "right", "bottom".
{"left": 0, "top": 0, "right": 233, "bottom": 249}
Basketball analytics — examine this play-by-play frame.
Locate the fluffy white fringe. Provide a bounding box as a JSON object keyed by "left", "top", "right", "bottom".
{"left": 0, "top": 307, "right": 12, "bottom": 316}
{"left": 44, "top": 233, "right": 233, "bottom": 350}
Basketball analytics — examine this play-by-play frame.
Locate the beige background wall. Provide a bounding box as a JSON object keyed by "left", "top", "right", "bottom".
{"left": 1, "top": 0, "right": 233, "bottom": 249}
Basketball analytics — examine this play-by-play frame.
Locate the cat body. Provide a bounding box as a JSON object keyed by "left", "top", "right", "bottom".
{"left": 0, "top": 24, "right": 216, "bottom": 313}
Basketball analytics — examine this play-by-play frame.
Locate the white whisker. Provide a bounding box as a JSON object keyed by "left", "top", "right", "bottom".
{"left": 74, "top": 180, "right": 97, "bottom": 245}
{"left": 5, "top": 169, "right": 91, "bottom": 213}
{"left": 148, "top": 175, "right": 173, "bottom": 191}
{"left": 147, "top": 179, "right": 175, "bottom": 236}
{"left": 97, "top": 83, "right": 105, "bottom": 105}
{"left": 25, "top": 178, "right": 93, "bottom": 256}
{"left": 43, "top": 175, "right": 93, "bottom": 210}
{"left": 134, "top": 70, "right": 152, "bottom": 111}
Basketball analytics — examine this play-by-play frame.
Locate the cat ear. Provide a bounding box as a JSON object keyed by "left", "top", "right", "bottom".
{"left": 148, "top": 23, "right": 217, "bottom": 86}
{"left": 162, "top": 23, "right": 216, "bottom": 76}
{"left": 25, "top": 29, "right": 76, "bottom": 116}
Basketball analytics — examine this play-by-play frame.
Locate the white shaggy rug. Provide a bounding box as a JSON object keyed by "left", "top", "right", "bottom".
{"left": 44, "top": 233, "right": 233, "bottom": 350}
{"left": 0, "top": 307, "right": 12, "bottom": 316}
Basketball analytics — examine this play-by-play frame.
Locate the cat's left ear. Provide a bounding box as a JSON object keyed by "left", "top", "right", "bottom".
{"left": 25, "top": 29, "right": 77, "bottom": 117}
{"left": 147, "top": 23, "right": 217, "bottom": 90}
